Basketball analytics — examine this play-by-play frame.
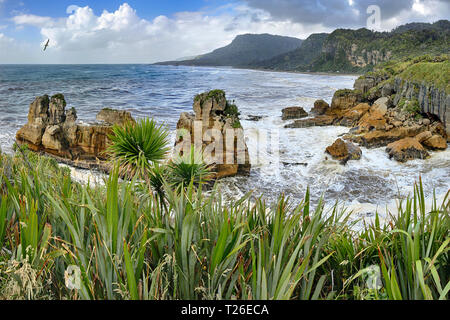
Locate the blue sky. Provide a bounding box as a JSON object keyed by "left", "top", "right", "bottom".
{"left": 0, "top": 0, "right": 228, "bottom": 20}
{"left": 0, "top": 0, "right": 448, "bottom": 63}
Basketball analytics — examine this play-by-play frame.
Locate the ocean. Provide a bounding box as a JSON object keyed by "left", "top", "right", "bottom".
{"left": 0, "top": 64, "right": 449, "bottom": 213}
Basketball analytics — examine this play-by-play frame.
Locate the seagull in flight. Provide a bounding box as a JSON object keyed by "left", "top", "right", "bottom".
{"left": 43, "top": 39, "right": 50, "bottom": 51}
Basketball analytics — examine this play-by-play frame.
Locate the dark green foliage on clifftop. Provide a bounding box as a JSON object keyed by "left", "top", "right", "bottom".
{"left": 247, "top": 20, "right": 449, "bottom": 73}
{"left": 51, "top": 93, "right": 67, "bottom": 107}
{"left": 158, "top": 34, "right": 303, "bottom": 67}
{"left": 358, "top": 55, "right": 450, "bottom": 95}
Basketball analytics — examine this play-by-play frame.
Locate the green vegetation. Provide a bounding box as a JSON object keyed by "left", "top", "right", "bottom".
{"left": 398, "top": 58, "right": 450, "bottom": 93}
{"left": 195, "top": 89, "right": 226, "bottom": 103}
{"left": 249, "top": 20, "right": 449, "bottom": 73}
{"left": 107, "top": 119, "right": 170, "bottom": 179}
{"left": 0, "top": 134, "right": 449, "bottom": 300}
{"left": 159, "top": 34, "right": 303, "bottom": 67}
{"left": 168, "top": 146, "right": 212, "bottom": 189}
{"left": 334, "top": 89, "right": 358, "bottom": 97}
{"left": 224, "top": 102, "right": 240, "bottom": 118}
{"left": 51, "top": 93, "right": 67, "bottom": 107}
{"left": 402, "top": 98, "right": 421, "bottom": 115}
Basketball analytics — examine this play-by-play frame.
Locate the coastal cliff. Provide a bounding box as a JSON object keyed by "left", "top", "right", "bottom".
{"left": 250, "top": 20, "right": 449, "bottom": 73}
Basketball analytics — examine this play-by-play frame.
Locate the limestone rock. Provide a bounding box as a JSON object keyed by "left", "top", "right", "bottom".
{"left": 356, "top": 109, "right": 387, "bottom": 132}
{"left": 175, "top": 90, "right": 251, "bottom": 179}
{"left": 422, "top": 135, "right": 448, "bottom": 150}
{"left": 325, "top": 139, "right": 362, "bottom": 165}
{"left": 48, "top": 94, "right": 67, "bottom": 125}
{"left": 282, "top": 107, "right": 308, "bottom": 120}
{"left": 415, "top": 131, "right": 432, "bottom": 143}
{"left": 373, "top": 97, "right": 392, "bottom": 115}
{"left": 42, "top": 125, "right": 65, "bottom": 152}
{"left": 285, "top": 115, "right": 335, "bottom": 128}
{"left": 16, "top": 94, "right": 133, "bottom": 171}
{"left": 96, "top": 108, "right": 135, "bottom": 125}
{"left": 386, "top": 138, "right": 430, "bottom": 162}
{"left": 331, "top": 90, "right": 362, "bottom": 111}
{"left": 16, "top": 123, "right": 46, "bottom": 147}
{"left": 66, "top": 108, "right": 78, "bottom": 123}
{"left": 339, "top": 103, "right": 370, "bottom": 127}
{"left": 311, "top": 100, "right": 329, "bottom": 115}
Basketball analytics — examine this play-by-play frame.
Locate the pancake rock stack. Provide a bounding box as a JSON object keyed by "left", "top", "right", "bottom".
{"left": 175, "top": 90, "right": 251, "bottom": 179}
{"left": 16, "top": 94, "right": 134, "bottom": 170}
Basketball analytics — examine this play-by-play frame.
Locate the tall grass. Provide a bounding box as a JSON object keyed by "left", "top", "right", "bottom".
{"left": 0, "top": 147, "right": 448, "bottom": 300}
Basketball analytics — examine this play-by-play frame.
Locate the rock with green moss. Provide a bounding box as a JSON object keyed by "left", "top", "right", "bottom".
{"left": 176, "top": 90, "right": 251, "bottom": 179}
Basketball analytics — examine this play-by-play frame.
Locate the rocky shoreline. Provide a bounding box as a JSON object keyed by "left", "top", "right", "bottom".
{"left": 283, "top": 60, "right": 448, "bottom": 164}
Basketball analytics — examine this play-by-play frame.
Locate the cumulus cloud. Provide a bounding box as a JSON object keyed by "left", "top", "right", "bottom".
{"left": 2, "top": 1, "right": 449, "bottom": 63}
{"left": 243, "top": 0, "right": 450, "bottom": 30}
{"left": 6, "top": 2, "right": 330, "bottom": 63}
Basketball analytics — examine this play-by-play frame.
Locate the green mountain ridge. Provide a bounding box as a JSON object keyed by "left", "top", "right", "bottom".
{"left": 250, "top": 20, "right": 450, "bottom": 73}
{"left": 156, "top": 33, "right": 303, "bottom": 67}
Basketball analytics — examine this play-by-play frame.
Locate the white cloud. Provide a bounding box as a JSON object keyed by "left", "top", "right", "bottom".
{"left": 3, "top": 1, "right": 447, "bottom": 64}
{"left": 5, "top": 2, "right": 330, "bottom": 63}
{"left": 0, "top": 32, "right": 34, "bottom": 63}
{"left": 381, "top": 0, "right": 449, "bottom": 30}
{"left": 12, "top": 14, "right": 56, "bottom": 28}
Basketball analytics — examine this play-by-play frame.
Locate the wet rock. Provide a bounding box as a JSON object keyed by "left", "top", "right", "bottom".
{"left": 96, "top": 108, "right": 135, "bottom": 125}
{"left": 338, "top": 103, "right": 370, "bottom": 127}
{"left": 386, "top": 138, "right": 430, "bottom": 162}
{"left": 246, "top": 115, "right": 264, "bottom": 121}
{"left": 356, "top": 109, "right": 387, "bottom": 132}
{"left": 331, "top": 89, "right": 362, "bottom": 111}
{"left": 325, "top": 139, "right": 362, "bottom": 165}
{"left": 282, "top": 107, "right": 308, "bottom": 120}
{"left": 373, "top": 97, "right": 393, "bottom": 115}
{"left": 415, "top": 131, "right": 432, "bottom": 143}
{"left": 347, "top": 125, "right": 425, "bottom": 148}
{"left": 310, "top": 100, "right": 330, "bottom": 115}
{"left": 285, "top": 115, "right": 335, "bottom": 128}
{"left": 422, "top": 135, "right": 448, "bottom": 150}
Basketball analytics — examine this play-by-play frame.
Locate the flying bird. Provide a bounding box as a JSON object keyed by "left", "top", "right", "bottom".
{"left": 43, "top": 39, "right": 50, "bottom": 51}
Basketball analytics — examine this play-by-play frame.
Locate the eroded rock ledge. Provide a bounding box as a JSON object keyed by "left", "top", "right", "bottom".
{"left": 285, "top": 75, "right": 450, "bottom": 162}
{"left": 16, "top": 94, "right": 134, "bottom": 171}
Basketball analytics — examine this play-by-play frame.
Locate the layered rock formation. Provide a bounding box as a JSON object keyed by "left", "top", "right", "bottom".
{"left": 175, "top": 90, "right": 251, "bottom": 179}
{"left": 286, "top": 74, "right": 448, "bottom": 163}
{"left": 281, "top": 107, "right": 308, "bottom": 120}
{"left": 16, "top": 94, "right": 134, "bottom": 170}
{"left": 326, "top": 139, "right": 362, "bottom": 165}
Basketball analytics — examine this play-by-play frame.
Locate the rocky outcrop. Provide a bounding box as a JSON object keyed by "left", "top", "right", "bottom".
{"left": 325, "top": 139, "right": 362, "bottom": 165}
{"left": 174, "top": 90, "right": 251, "bottom": 179}
{"left": 281, "top": 107, "right": 308, "bottom": 120}
{"left": 97, "top": 108, "right": 135, "bottom": 125}
{"left": 386, "top": 138, "right": 430, "bottom": 162}
{"left": 422, "top": 134, "right": 447, "bottom": 150}
{"left": 16, "top": 94, "right": 134, "bottom": 171}
{"left": 287, "top": 76, "right": 448, "bottom": 162}
{"left": 392, "top": 78, "right": 450, "bottom": 140}
{"left": 311, "top": 100, "right": 330, "bottom": 115}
